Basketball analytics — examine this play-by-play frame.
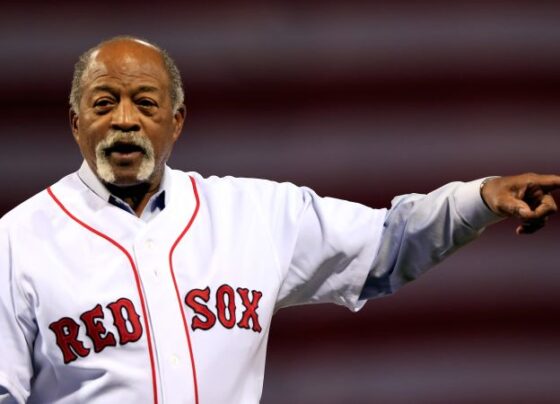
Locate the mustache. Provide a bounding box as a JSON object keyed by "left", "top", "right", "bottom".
{"left": 97, "top": 130, "right": 154, "bottom": 157}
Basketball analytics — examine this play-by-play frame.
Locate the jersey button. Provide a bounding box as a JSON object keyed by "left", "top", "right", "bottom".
{"left": 170, "top": 354, "right": 180, "bottom": 366}
{"left": 146, "top": 239, "right": 155, "bottom": 250}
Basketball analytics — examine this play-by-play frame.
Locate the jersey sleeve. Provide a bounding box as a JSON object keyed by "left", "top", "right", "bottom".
{"left": 259, "top": 181, "right": 386, "bottom": 312}
{"left": 0, "top": 224, "right": 35, "bottom": 403}
{"left": 261, "top": 177, "right": 502, "bottom": 312}
{"left": 360, "top": 178, "right": 504, "bottom": 299}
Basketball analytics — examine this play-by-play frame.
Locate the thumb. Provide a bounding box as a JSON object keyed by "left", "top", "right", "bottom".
{"left": 498, "top": 196, "right": 534, "bottom": 219}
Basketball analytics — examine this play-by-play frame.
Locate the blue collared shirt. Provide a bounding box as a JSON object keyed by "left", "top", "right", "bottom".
{"left": 77, "top": 161, "right": 169, "bottom": 222}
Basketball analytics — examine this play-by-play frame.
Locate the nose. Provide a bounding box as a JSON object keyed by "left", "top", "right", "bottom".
{"left": 111, "top": 99, "right": 141, "bottom": 132}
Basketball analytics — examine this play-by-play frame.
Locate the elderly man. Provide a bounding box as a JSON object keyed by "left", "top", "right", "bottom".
{"left": 0, "top": 36, "right": 558, "bottom": 404}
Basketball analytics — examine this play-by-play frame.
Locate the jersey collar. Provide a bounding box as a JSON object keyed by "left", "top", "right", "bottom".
{"left": 76, "top": 160, "right": 169, "bottom": 221}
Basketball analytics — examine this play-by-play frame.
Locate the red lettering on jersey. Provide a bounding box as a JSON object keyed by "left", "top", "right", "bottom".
{"left": 236, "top": 288, "right": 263, "bottom": 333}
{"left": 216, "top": 285, "right": 236, "bottom": 329}
{"left": 185, "top": 287, "right": 216, "bottom": 331}
{"left": 48, "top": 317, "right": 90, "bottom": 364}
{"left": 80, "top": 304, "right": 117, "bottom": 353}
{"left": 184, "top": 285, "right": 263, "bottom": 332}
{"left": 107, "top": 298, "right": 143, "bottom": 344}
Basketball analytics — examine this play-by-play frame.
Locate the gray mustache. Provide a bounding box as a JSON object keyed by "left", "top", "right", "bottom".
{"left": 100, "top": 131, "right": 154, "bottom": 157}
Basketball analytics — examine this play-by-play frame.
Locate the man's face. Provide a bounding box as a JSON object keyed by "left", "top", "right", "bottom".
{"left": 70, "top": 40, "right": 185, "bottom": 188}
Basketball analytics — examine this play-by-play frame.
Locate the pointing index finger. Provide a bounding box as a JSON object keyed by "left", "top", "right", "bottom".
{"left": 527, "top": 174, "right": 560, "bottom": 192}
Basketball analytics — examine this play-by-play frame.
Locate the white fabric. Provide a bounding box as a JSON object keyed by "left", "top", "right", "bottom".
{"left": 0, "top": 168, "right": 500, "bottom": 403}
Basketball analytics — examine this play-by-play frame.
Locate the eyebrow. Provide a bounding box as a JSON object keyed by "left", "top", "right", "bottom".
{"left": 90, "top": 85, "right": 161, "bottom": 94}
{"left": 136, "top": 85, "right": 160, "bottom": 93}
{"left": 91, "top": 85, "right": 117, "bottom": 94}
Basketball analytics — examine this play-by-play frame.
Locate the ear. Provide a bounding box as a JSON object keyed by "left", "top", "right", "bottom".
{"left": 172, "top": 104, "right": 186, "bottom": 142}
{"left": 69, "top": 108, "right": 80, "bottom": 141}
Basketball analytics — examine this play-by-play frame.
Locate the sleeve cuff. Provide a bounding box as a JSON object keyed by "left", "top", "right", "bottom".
{"left": 453, "top": 178, "right": 505, "bottom": 230}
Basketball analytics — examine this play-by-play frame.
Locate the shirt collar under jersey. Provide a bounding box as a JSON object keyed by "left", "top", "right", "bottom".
{"left": 77, "top": 160, "right": 168, "bottom": 222}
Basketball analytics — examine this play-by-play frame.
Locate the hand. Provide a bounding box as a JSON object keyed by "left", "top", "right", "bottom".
{"left": 481, "top": 173, "right": 560, "bottom": 235}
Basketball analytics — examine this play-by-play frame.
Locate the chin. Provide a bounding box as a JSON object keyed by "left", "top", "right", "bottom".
{"left": 96, "top": 159, "right": 156, "bottom": 187}
{"left": 110, "top": 171, "right": 153, "bottom": 187}
{"left": 110, "top": 177, "right": 148, "bottom": 187}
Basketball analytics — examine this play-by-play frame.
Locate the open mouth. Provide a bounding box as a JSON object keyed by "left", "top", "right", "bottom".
{"left": 104, "top": 142, "right": 146, "bottom": 157}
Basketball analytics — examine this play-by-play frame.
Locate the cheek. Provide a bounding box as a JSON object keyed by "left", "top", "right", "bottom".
{"left": 76, "top": 124, "right": 105, "bottom": 160}
{"left": 79, "top": 132, "right": 98, "bottom": 154}
{"left": 150, "top": 122, "right": 178, "bottom": 157}
{"left": 152, "top": 136, "right": 175, "bottom": 162}
{"left": 76, "top": 139, "right": 96, "bottom": 166}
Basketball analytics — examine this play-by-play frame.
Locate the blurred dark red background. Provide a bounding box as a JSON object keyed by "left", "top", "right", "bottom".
{"left": 2, "top": 1, "right": 560, "bottom": 402}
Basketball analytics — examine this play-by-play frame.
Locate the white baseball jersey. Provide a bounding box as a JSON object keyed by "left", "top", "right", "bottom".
{"left": 0, "top": 164, "right": 500, "bottom": 403}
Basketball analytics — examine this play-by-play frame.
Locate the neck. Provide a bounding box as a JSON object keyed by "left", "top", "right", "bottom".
{"left": 105, "top": 181, "right": 159, "bottom": 216}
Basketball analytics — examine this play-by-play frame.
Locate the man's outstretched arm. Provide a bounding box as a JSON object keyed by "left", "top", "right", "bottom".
{"left": 361, "top": 174, "right": 560, "bottom": 299}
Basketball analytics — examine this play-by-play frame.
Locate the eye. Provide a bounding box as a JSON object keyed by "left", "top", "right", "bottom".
{"left": 137, "top": 98, "right": 157, "bottom": 108}
{"left": 93, "top": 98, "right": 115, "bottom": 111}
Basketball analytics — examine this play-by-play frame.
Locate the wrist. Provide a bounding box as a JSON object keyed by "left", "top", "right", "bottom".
{"left": 479, "top": 176, "right": 501, "bottom": 214}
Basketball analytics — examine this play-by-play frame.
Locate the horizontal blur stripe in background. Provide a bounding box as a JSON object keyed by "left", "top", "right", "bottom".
{"left": 2, "top": 1, "right": 560, "bottom": 402}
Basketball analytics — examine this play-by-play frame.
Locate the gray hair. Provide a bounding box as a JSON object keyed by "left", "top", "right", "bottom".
{"left": 69, "top": 35, "right": 184, "bottom": 113}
